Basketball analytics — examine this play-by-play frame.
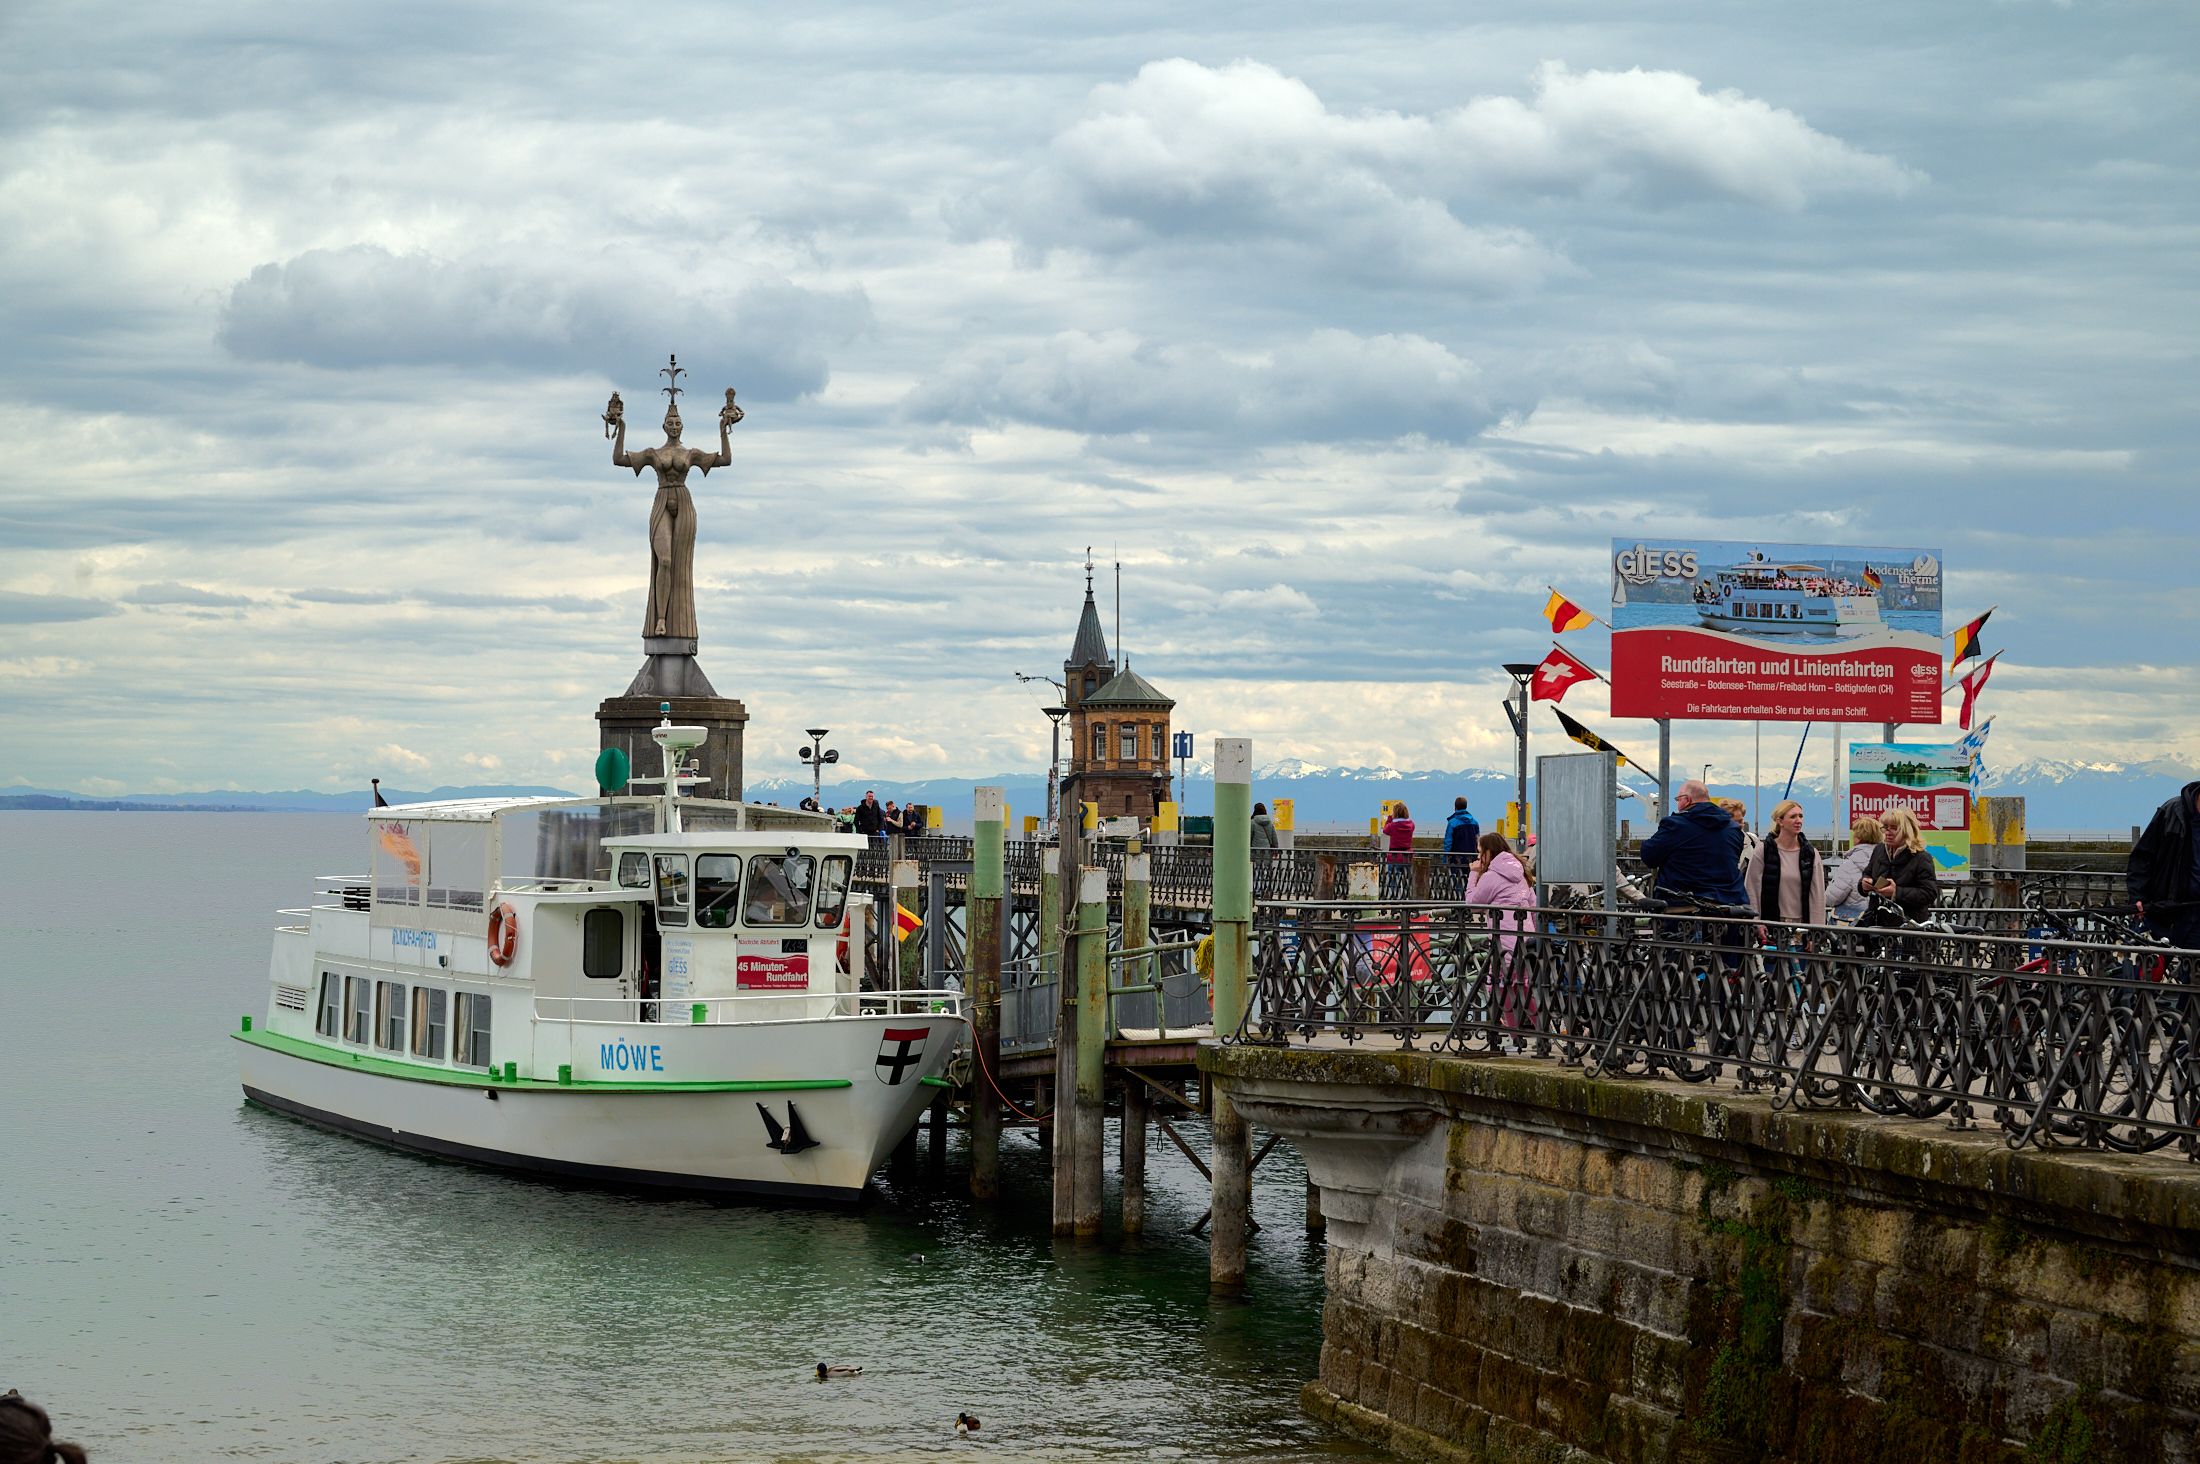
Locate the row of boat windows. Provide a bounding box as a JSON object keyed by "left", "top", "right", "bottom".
{"left": 617, "top": 851, "right": 852, "bottom": 931}
{"left": 315, "top": 971, "right": 492, "bottom": 1067}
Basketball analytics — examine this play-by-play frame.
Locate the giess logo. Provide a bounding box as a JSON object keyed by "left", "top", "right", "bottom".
{"left": 1612, "top": 544, "right": 1700, "bottom": 586}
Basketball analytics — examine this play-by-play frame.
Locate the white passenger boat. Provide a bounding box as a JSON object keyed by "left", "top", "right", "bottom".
{"left": 235, "top": 717, "right": 963, "bottom": 1201}
{"left": 1691, "top": 551, "right": 1882, "bottom": 636}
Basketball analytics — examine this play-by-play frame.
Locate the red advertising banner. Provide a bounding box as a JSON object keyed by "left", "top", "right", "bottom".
{"left": 1607, "top": 539, "right": 1944, "bottom": 724}
{"left": 736, "top": 953, "right": 810, "bottom": 990}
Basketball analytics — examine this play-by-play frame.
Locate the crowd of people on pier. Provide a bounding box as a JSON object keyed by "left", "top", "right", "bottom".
{"left": 794, "top": 788, "right": 933, "bottom": 839}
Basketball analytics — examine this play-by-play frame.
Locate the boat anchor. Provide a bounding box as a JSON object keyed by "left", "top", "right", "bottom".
{"left": 757, "top": 1102, "right": 820, "bottom": 1155}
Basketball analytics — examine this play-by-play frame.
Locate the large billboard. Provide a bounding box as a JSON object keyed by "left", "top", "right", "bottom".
{"left": 1608, "top": 539, "right": 1943, "bottom": 723}
{"left": 1848, "top": 742, "right": 1972, "bottom": 879}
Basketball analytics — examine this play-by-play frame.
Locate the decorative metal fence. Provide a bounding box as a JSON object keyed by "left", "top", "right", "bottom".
{"left": 1239, "top": 899, "right": 2200, "bottom": 1158}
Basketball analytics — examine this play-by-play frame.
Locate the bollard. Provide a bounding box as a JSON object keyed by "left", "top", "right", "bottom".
{"left": 1210, "top": 736, "right": 1254, "bottom": 1295}
{"left": 1073, "top": 864, "right": 1108, "bottom": 1238}
{"left": 969, "top": 786, "right": 1006, "bottom": 1201}
{"left": 1123, "top": 843, "right": 1152, "bottom": 1001}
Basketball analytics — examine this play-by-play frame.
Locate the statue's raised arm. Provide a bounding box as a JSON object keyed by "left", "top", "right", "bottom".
{"left": 697, "top": 388, "right": 743, "bottom": 474}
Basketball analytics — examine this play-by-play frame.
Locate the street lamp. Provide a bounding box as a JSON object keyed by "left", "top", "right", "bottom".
{"left": 1043, "top": 706, "right": 1069, "bottom": 831}
{"left": 1501, "top": 662, "right": 1539, "bottom": 840}
{"left": 797, "top": 727, "right": 838, "bottom": 809}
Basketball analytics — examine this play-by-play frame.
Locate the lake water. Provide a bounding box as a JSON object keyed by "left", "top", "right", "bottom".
{"left": 1, "top": 812, "right": 1379, "bottom": 1463}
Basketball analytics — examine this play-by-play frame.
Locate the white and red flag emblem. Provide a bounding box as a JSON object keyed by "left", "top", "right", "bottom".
{"left": 875, "top": 1026, "right": 929, "bottom": 1084}
{"left": 1529, "top": 644, "right": 1601, "bottom": 703}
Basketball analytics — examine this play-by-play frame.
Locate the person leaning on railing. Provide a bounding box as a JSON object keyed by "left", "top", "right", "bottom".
{"left": 1825, "top": 815, "right": 1884, "bottom": 923}
{"left": 1639, "top": 779, "right": 1749, "bottom": 907}
{"left": 1860, "top": 807, "right": 1939, "bottom": 922}
{"left": 1741, "top": 798, "right": 1827, "bottom": 925}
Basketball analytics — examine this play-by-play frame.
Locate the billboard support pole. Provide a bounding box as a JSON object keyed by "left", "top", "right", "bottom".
{"left": 1883, "top": 721, "right": 1899, "bottom": 744}
{"left": 1655, "top": 719, "right": 1672, "bottom": 820}
{"left": 1832, "top": 721, "right": 1842, "bottom": 844}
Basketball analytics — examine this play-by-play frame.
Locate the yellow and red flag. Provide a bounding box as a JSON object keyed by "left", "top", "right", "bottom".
{"left": 1530, "top": 644, "right": 1601, "bottom": 703}
{"left": 1542, "top": 588, "right": 1596, "bottom": 634}
{"left": 893, "top": 903, "right": 922, "bottom": 942}
{"left": 1950, "top": 606, "right": 1995, "bottom": 667}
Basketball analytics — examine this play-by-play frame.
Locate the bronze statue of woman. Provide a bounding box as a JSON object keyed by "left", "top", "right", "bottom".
{"left": 604, "top": 371, "right": 743, "bottom": 641}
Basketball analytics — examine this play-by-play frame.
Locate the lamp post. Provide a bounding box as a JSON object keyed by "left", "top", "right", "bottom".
{"left": 1044, "top": 706, "right": 1068, "bottom": 832}
{"left": 1501, "top": 662, "right": 1538, "bottom": 840}
{"left": 797, "top": 727, "right": 838, "bottom": 809}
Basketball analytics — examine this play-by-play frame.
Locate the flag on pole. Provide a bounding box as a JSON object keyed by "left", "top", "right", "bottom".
{"left": 1530, "top": 644, "right": 1601, "bottom": 703}
{"left": 1950, "top": 606, "right": 1995, "bottom": 667}
{"left": 1549, "top": 707, "right": 1643, "bottom": 775}
{"left": 1955, "top": 716, "right": 1994, "bottom": 791}
{"left": 1542, "top": 588, "right": 1597, "bottom": 634}
{"left": 1862, "top": 565, "right": 1883, "bottom": 594}
{"left": 1955, "top": 652, "right": 2000, "bottom": 731}
{"left": 893, "top": 903, "right": 922, "bottom": 942}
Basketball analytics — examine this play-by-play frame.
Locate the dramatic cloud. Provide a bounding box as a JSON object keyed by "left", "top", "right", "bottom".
{"left": 219, "top": 246, "right": 872, "bottom": 399}
{"left": 905, "top": 328, "right": 1518, "bottom": 443}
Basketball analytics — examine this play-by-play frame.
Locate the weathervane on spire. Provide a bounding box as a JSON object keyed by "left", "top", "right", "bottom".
{"left": 1085, "top": 546, "right": 1094, "bottom": 595}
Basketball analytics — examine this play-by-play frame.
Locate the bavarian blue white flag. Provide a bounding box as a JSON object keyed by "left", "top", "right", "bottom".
{"left": 1955, "top": 717, "right": 1994, "bottom": 791}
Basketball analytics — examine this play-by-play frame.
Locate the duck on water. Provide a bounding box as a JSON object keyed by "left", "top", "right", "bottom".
{"left": 234, "top": 712, "right": 966, "bottom": 1201}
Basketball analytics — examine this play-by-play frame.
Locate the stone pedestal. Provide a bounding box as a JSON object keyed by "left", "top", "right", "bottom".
{"left": 597, "top": 641, "right": 747, "bottom": 800}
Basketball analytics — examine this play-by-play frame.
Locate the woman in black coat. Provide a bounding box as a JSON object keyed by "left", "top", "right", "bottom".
{"left": 1861, "top": 806, "right": 1939, "bottom": 920}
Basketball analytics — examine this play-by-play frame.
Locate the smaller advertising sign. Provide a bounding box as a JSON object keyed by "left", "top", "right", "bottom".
{"left": 1848, "top": 742, "right": 1973, "bottom": 879}
{"left": 736, "top": 939, "right": 811, "bottom": 990}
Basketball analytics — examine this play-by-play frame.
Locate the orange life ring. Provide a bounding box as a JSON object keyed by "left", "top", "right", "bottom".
{"left": 487, "top": 902, "right": 519, "bottom": 967}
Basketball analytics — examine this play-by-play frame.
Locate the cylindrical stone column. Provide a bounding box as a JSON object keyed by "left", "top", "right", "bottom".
{"left": 969, "top": 786, "right": 1005, "bottom": 1200}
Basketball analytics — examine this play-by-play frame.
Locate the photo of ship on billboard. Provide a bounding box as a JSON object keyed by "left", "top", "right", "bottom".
{"left": 1608, "top": 539, "right": 1943, "bottom": 723}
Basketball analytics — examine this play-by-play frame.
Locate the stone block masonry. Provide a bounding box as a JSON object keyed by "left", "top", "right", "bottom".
{"left": 1205, "top": 1044, "right": 2200, "bottom": 1464}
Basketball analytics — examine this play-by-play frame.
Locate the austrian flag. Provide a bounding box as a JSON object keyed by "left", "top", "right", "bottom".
{"left": 1530, "top": 645, "right": 1601, "bottom": 703}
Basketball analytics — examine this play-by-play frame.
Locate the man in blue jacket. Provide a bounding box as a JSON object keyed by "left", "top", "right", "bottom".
{"left": 1640, "top": 780, "right": 1749, "bottom": 907}
{"left": 1442, "top": 797, "right": 1481, "bottom": 865}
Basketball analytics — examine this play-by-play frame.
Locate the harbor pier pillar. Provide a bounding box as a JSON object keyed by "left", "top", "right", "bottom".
{"left": 1072, "top": 865, "right": 1108, "bottom": 1238}
{"left": 1120, "top": 844, "right": 1152, "bottom": 1235}
{"left": 1043, "top": 845, "right": 1076, "bottom": 1234}
{"left": 1121, "top": 1076, "right": 1148, "bottom": 1235}
{"left": 968, "top": 787, "right": 1005, "bottom": 1200}
{"left": 1209, "top": 736, "right": 1254, "bottom": 1294}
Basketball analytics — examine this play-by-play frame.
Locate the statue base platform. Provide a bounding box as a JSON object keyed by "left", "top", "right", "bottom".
{"left": 599, "top": 649, "right": 746, "bottom": 800}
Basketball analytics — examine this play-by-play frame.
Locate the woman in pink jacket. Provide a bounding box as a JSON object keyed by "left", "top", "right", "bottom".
{"left": 1464, "top": 832, "right": 1536, "bottom": 1039}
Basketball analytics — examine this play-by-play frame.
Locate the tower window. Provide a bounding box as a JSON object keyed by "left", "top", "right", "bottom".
{"left": 1120, "top": 725, "right": 1138, "bottom": 761}
{"left": 1092, "top": 723, "right": 1107, "bottom": 760}
{"left": 1083, "top": 676, "right": 1095, "bottom": 697}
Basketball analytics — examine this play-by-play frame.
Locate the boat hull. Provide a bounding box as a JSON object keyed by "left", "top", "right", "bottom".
{"left": 236, "top": 1018, "right": 959, "bottom": 1201}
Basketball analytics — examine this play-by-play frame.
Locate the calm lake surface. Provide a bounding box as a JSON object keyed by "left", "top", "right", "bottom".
{"left": 1, "top": 812, "right": 1382, "bottom": 1463}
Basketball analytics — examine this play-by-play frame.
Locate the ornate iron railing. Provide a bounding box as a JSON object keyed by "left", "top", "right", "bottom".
{"left": 1239, "top": 899, "right": 2200, "bottom": 1158}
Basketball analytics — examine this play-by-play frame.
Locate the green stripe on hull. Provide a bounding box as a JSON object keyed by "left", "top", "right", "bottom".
{"left": 234, "top": 1027, "right": 854, "bottom": 1093}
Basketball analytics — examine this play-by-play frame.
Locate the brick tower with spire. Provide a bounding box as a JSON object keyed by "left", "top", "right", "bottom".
{"left": 1064, "top": 552, "right": 1174, "bottom": 818}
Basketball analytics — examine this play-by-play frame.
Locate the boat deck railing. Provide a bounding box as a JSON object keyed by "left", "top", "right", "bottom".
{"left": 534, "top": 990, "right": 966, "bottom": 1026}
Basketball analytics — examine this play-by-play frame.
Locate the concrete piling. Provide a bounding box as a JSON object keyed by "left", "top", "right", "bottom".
{"left": 1121, "top": 1075, "right": 1148, "bottom": 1235}
{"left": 1044, "top": 845, "right": 1076, "bottom": 1234}
{"left": 1209, "top": 736, "right": 1254, "bottom": 1294}
{"left": 1073, "top": 864, "right": 1108, "bottom": 1238}
{"left": 968, "top": 786, "right": 1005, "bottom": 1200}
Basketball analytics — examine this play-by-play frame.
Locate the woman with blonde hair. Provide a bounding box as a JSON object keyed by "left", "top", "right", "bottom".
{"left": 1825, "top": 815, "right": 1884, "bottom": 922}
{"left": 1741, "top": 798, "right": 1826, "bottom": 924}
{"left": 1862, "top": 806, "right": 1939, "bottom": 921}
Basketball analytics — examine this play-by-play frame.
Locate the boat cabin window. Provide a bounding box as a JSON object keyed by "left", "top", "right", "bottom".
{"left": 694, "top": 855, "right": 743, "bottom": 929}
{"left": 814, "top": 856, "right": 853, "bottom": 928}
{"left": 412, "top": 987, "right": 446, "bottom": 1060}
{"left": 743, "top": 854, "right": 814, "bottom": 926}
{"left": 617, "top": 852, "right": 651, "bottom": 889}
{"left": 454, "top": 992, "right": 492, "bottom": 1068}
{"left": 375, "top": 981, "right": 406, "bottom": 1052}
{"left": 654, "top": 855, "right": 690, "bottom": 928}
{"left": 317, "top": 971, "right": 341, "bottom": 1039}
{"left": 344, "top": 976, "right": 372, "bottom": 1045}
{"left": 582, "top": 908, "right": 624, "bottom": 977}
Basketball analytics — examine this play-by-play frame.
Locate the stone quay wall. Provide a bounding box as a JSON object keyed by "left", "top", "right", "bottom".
{"left": 1205, "top": 1045, "right": 2200, "bottom": 1464}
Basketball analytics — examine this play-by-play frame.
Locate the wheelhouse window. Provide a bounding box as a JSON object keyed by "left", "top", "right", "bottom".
{"left": 694, "top": 855, "right": 742, "bottom": 930}
{"left": 654, "top": 855, "right": 690, "bottom": 928}
{"left": 453, "top": 992, "right": 492, "bottom": 1068}
{"left": 411, "top": 987, "right": 447, "bottom": 1060}
{"left": 743, "top": 854, "right": 814, "bottom": 926}
{"left": 344, "top": 976, "right": 372, "bottom": 1045}
{"left": 316, "top": 971, "right": 341, "bottom": 1039}
{"left": 617, "top": 852, "right": 651, "bottom": 889}
{"left": 582, "top": 907, "right": 625, "bottom": 976}
{"left": 375, "top": 981, "right": 406, "bottom": 1051}
{"left": 1120, "top": 724, "right": 1138, "bottom": 761}
{"left": 814, "top": 856, "right": 854, "bottom": 929}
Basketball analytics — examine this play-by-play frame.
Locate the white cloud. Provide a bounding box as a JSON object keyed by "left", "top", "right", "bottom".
{"left": 370, "top": 742, "right": 430, "bottom": 771}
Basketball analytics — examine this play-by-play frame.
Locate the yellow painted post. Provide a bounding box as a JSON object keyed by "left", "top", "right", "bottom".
{"left": 1082, "top": 800, "right": 1099, "bottom": 834}
{"left": 1273, "top": 798, "right": 1294, "bottom": 832}
{"left": 927, "top": 804, "right": 944, "bottom": 830}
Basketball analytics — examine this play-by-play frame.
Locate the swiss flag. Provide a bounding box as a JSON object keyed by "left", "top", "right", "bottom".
{"left": 1530, "top": 645, "right": 1599, "bottom": 703}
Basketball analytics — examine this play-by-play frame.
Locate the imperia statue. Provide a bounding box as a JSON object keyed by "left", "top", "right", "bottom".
{"left": 603, "top": 355, "right": 743, "bottom": 642}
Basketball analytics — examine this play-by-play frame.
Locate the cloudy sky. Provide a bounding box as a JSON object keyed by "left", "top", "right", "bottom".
{"left": 2, "top": 1, "right": 2193, "bottom": 797}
